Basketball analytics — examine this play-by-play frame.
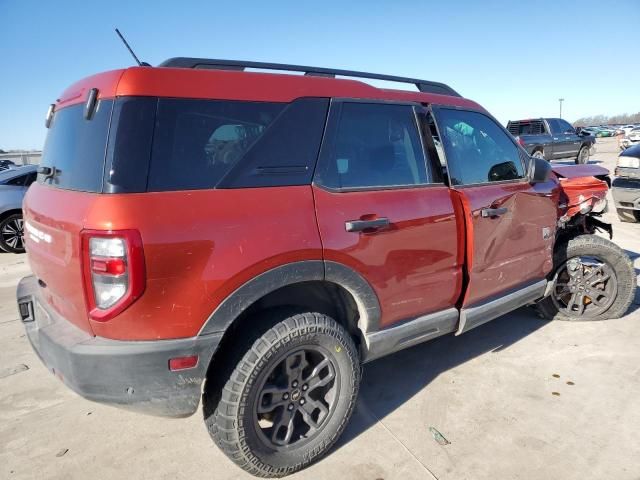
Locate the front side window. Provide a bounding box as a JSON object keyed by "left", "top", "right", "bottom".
{"left": 558, "top": 119, "right": 575, "bottom": 133}
{"left": 316, "top": 102, "right": 429, "bottom": 189}
{"left": 435, "top": 109, "right": 525, "bottom": 186}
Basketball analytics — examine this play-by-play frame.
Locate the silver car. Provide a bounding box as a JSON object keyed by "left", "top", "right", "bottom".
{"left": 0, "top": 165, "right": 37, "bottom": 253}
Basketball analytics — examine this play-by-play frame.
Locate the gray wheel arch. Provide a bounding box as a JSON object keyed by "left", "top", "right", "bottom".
{"left": 198, "top": 260, "right": 382, "bottom": 336}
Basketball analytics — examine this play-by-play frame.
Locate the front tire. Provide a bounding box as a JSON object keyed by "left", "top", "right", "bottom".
{"left": 204, "top": 312, "right": 360, "bottom": 477}
{"left": 537, "top": 235, "right": 636, "bottom": 321}
{"left": 0, "top": 213, "right": 25, "bottom": 253}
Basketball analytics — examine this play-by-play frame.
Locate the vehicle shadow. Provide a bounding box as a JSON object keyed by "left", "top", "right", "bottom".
{"left": 333, "top": 307, "right": 547, "bottom": 451}
{"left": 623, "top": 249, "right": 640, "bottom": 310}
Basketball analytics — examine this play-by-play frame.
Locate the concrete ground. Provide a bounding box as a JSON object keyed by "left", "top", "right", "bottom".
{"left": 1, "top": 137, "right": 639, "bottom": 480}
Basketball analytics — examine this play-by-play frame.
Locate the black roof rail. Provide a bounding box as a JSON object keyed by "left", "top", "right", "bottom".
{"left": 158, "top": 57, "right": 461, "bottom": 97}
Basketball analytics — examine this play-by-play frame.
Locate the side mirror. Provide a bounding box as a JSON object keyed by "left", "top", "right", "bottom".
{"left": 575, "top": 126, "right": 582, "bottom": 134}
{"left": 530, "top": 156, "right": 552, "bottom": 184}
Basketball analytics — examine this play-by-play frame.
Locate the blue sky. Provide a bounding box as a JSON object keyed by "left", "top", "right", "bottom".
{"left": 1, "top": 0, "right": 638, "bottom": 150}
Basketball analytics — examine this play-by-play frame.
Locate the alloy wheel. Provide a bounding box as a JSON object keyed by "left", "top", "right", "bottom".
{"left": 254, "top": 346, "right": 338, "bottom": 449}
{"left": 551, "top": 256, "right": 617, "bottom": 318}
{"left": 1, "top": 216, "right": 24, "bottom": 251}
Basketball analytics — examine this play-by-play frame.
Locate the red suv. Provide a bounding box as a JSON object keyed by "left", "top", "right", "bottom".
{"left": 17, "top": 58, "right": 635, "bottom": 477}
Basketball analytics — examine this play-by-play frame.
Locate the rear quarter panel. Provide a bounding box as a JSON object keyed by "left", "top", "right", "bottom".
{"left": 85, "top": 187, "right": 322, "bottom": 340}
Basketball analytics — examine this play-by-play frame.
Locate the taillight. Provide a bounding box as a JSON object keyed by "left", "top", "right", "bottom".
{"left": 81, "top": 230, "right": 145, "bottom": 322}
{"left": 516, "top": 136, "right": 526, "bottom": 147}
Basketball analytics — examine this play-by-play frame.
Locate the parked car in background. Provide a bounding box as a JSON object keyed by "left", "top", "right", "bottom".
{"left": 507, "top": 117, "right": 595, "bottom": 163}
{"left": 586, "top": 127, "right": 610, "bottom": 137}
{"left": 0, "top": 164, "right": 37, "bottom": 253}
{"left": 612, "top": 144, "right": 640, "bottom": 222}
{"left": 0, "top": 159, "right": 17, "bottom": 171}
{"left": 620, "top": 127, "right": 640, "bottom": 150}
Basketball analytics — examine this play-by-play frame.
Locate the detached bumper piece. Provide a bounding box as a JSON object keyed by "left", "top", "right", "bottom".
{"left": 17, "top": 275, "right": 221, "bottom": 417}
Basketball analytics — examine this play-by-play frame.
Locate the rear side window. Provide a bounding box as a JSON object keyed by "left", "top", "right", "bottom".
{"left": 435, "top": 108, "right": 525, "bottom": 186}
{"left": 316, "top": 102, "right": 429, "bottom": 189}
{"left": 507, "top": 120, "right": 545, "bottom": 135}
{"left": 39, "top": 100, "right": 113, "bottom": 192}
{"left": 148, "top": 99, "right": 285, "bottom": 191}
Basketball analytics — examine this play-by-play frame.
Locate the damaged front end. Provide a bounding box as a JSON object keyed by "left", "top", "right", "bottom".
{"left": 553, "top": 164, "right": 612, "bottom": 239}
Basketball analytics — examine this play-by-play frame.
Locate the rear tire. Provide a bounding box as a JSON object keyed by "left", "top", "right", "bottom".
{"left": 203, "top": 311, "right": 360, "bottom": 477}
{"left": 616, "top": 208, "right": 640, "bottom": 223}
{"left": 575, "top": 145, "right": 589, "bottom": 164}
{"left": 532, "top": 149, "right": 545, "bottom": 160}
{"left": 0, "top": 213, "right": 25, "bottom": 254}
{"left": 537, "top": 235, "right": 636, "bottom": 321}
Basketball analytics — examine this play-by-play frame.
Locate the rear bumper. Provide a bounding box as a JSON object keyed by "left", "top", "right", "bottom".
{"left": 16, "top": 275, "right": 222, "bottom": 417}
{"left": 612, "top": 177, "right": 640, "bottom": 211}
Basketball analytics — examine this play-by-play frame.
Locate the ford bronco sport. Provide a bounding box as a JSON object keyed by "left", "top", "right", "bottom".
{"left": 17, "top": 58, "right": 636, "bottom": 477}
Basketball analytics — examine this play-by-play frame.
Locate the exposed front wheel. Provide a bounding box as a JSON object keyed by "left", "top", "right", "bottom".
{"left": 0, "top": 213, "right": 25, "bottom": 253}
{"left": 203, "top": 312, "right": 360, "bottom": 477}
{"left": 575, "top": 146, "right": 589, "bottom": 164}
{"left": 537, "top": 235, "right": 636, "bottom": 321}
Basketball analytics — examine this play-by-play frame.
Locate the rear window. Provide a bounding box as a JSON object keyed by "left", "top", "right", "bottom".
{"left": 507, "top": 120, "right": 545, "bottom": 135}
{"left": 39, "top": 100, "right": 113, "bottom": 192}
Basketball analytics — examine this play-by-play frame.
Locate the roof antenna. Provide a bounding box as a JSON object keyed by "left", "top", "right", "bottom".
{"left": 115, "top": 28, "right": 150, "bottom": 67}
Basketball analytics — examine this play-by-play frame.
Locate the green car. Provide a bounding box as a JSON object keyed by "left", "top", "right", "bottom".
{"left": 587, "top": 127, "right": 613, "bottom": 137}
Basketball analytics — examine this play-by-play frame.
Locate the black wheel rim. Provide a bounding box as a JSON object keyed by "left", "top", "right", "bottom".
{"left": 253, "top": 346, "right": 338, "bottom": 449}
{"left": 551, "top": 255, "right": 617, "bottom": 318}
{"left": 2, "top": 217, "right": 24, "bottom": 251}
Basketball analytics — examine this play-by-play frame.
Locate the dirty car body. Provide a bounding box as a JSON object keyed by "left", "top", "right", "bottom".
{"left": 15, "top": 59, "right": 636, "bottom": 477}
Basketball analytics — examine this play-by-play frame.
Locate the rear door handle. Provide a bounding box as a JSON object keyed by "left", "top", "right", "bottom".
{"left": 481, "top": 207, "right": 508, "bottom": 218}
{"left": 345, "top": 217, "right": 390, "bottom": 232}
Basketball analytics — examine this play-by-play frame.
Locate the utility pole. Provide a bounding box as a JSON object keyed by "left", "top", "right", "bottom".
{"left": 559, "top": 98, "right": 564, "bottom": 119}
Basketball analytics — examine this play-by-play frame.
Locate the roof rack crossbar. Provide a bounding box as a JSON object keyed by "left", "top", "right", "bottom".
{"left": 158, "top": 57, "right": 461, "bottom": 97}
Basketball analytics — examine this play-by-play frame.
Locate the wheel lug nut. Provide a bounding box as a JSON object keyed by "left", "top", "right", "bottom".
{"left": 283, "top": 393, "right": 289, "bottom": 400}
{"left": 292, "top": 381, "right": 298, "bottom": 388}
{"left": 302, "top": 384, "right": 308, "bottom": 391}
{"left": 288, "top": 404, "right": 294, "bottom": 411}
{"left": 300, "top": 398, "right": 305, "bottom": 405}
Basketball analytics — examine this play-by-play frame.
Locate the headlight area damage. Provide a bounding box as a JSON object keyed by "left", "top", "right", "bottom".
{"left": 552, "top": 164, "right": 612, "bottom": 239}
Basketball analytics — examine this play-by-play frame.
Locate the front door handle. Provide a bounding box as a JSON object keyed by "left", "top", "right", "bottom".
{"left": 345, "top": 217, "right": 390, "bottom": 232}
{"left": 481, "top": 207, "right": 508, "bottom": 218}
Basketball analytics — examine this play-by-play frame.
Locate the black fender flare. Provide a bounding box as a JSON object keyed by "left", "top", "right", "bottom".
{"left": 198, "top": 260, "right": 382, "bottom": 336}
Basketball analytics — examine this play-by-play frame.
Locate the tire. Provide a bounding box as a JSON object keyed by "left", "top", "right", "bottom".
{"left": 575, "top": 145, "right": 589, "bottom": 164}
{"left": 0, "top": 213, "right": 25, "bottom": 254}
{"left": 203, "top": 311, "right": 361, "bottom": 477}
{"left": 616, "top": 208, "right": 640, "bottom": 223}
{"left": 537, "top": 235, "right": 636, "bottom": 321}
{"left": 532, "top": 150, "right": 545, "bottom": 160}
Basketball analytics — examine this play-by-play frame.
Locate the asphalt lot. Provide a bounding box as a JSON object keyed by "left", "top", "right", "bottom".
{"left": 1, "top": 137, "right": 639, "bottom": 480}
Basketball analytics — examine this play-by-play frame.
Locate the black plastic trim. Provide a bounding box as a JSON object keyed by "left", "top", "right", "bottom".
{"left": 457, "top": 279, "right": 547, "bottom": 335}
{"left": 199, "top": 261, "right": 325, "bottom": 336}
{"left": 17, "top": 276, "right": 220, "bottom": 418}
{"left": 363, "top": 308, "right": 458, "bottom": 362}
{"left": 324, "top": 261, "right": 382, "bottom": 333}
